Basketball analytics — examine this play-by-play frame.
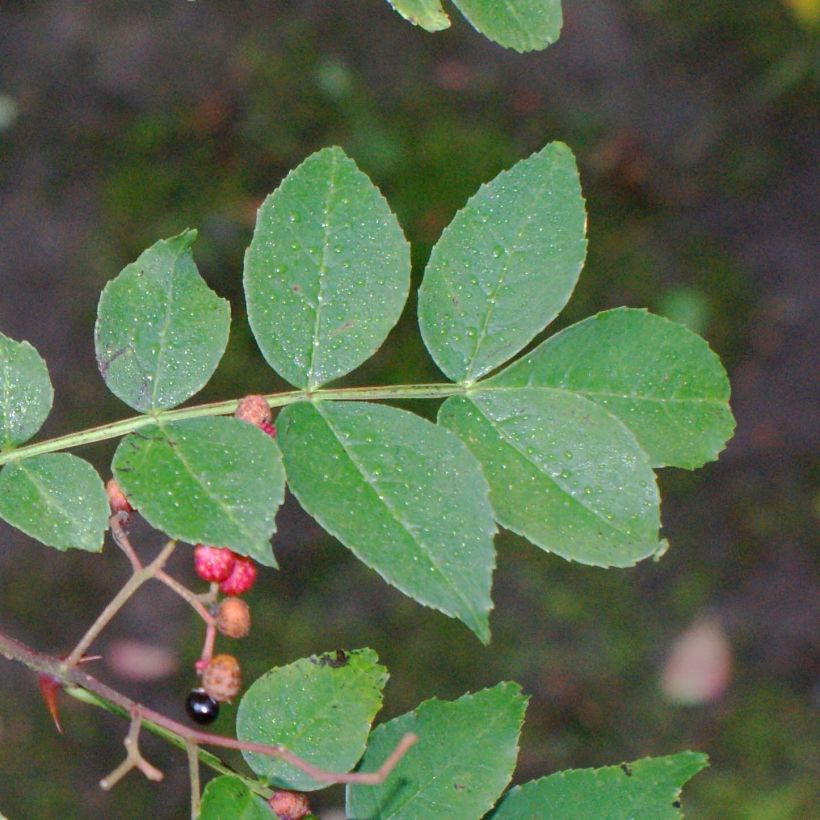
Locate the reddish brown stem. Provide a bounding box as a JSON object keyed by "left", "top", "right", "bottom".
{"left": 0, "top": 628, "right": 416, "bottom": 786}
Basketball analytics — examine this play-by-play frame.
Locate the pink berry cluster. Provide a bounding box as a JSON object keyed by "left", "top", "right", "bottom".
{"left": 193, "top": 545, "right": 257, "bottom": 596}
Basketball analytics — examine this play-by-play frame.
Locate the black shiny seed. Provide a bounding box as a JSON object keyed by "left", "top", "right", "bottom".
{"left": 186, "top": 688, "right": 219, "bottom": 725}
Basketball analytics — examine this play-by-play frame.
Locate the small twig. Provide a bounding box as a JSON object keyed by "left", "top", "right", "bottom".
{"left": 110, "top": 513, "right": 142, "bottom": 572}
{"left": 64, "top": 540, "right": 177, "bottom": 668}
{"left": 186, "top": 740, "right": 201, "bottom": 819}
{"left": 197, "top": 582, "right": 220, "bottom": 605}
{"left": 156, "top": 570, "right": 216, "bottom": 626}
{"left": 197, "top": 621, "right": 217, "bottom": 671}
{"left": 100, "top": 707, "right": 164, "bottom": 790}
{"left": 348, "top": 732, "right": 419, "bottom": 785}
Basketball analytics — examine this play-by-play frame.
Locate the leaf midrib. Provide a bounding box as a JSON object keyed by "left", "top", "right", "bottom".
{"left": 17, "top": 458, "right": 83, "bottom": 540}
{"left": 316, "top": 404, "right": 485, "bottom": 630}
{"left": 468, "top": 397, "right": 651, "bottom": 541}
{"left": 150, "top": 421, "right": 261, "bottom": 549}
{"left": 462, "top": 161, "right": 560, "bottom": 382}
{"left": 306, "top": 151, "right": 340, "bottom": 390}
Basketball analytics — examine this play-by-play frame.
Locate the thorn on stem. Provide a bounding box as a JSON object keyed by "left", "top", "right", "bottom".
{"left": 38, "top": 673, "right": 63, "bottom": 734}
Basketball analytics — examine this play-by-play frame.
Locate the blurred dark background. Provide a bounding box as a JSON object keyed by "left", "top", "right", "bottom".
{"left": 0, "top": 1, "right": 817, "bottom": 817}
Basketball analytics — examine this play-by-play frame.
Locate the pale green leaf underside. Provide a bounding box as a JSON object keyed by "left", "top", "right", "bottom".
{"left": 386, "top": 0, "right": 450, "bottom": 31}
{"left": 490, "top": 751, "right": 709, "bottom": 819}
{"left": 452, "top": 0, "right": 562, "bottom": 52}
{"left": 238, "top": 648, "right": 388, "bottom": 792}
{"left": 418, "top": 142, "right": 586, "bottom": 383}
{"left": 0, "top": 333, "right": 53, "bottom": 449}
{"left": 346, "top": 682, "right": 528, "bottom": 819}
{"left": 439, "top": 388, "right": 661, "bottom": 567}
{"left": 278, "top": 401, "right": 496, "bottom": 642}
{"left": 0, "top": 453, "right": 108, "bottom": 552}
{"left": 198, "top": 776, "right": 274, "bottom": 819}
{"left": 112, "top": 417, "right": 284, "bottom": 565}
{"left": 245, "top": 146, "right": 411, "bottom": 390}
{"left": 95, "top": 230, "right": 230, "bottom": 413}
{"left": 492, "top": 308, "right": 735, "bottom": 469}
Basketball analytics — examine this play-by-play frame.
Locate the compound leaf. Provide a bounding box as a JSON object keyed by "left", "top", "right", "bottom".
{"left": 490, "top": 751, "right": 709, "bottom": 819}
{"left": 0, "top": 333, "right": 53, "bottom": 449}
{"left": 198, "top": 776, "right": 274, "bottom": 820}
{"left": 237, "top": 649, "right": 388, "bottom": 792}
{"left": 245, "top": 147, "right": 411, "bottom": 390}
{"left": 493, "top": 308, "right": 735, "bottom": 468}
{"left": 386, "top": 0, "right": 451, "bottom": 31}
{"left": 95, "top": 230, "right": 230, "bottom": 413}
{"left": 277, "top": 401, "right": 496, "bottom": 642}
{"left": 0, "top": 453, "right": 108, "bottom": 552}
{"left": 439, "top": 389, "right": 661, "bottom": 567}
{"left": 418, "top": 143, "right": 586, "bottom": 384}
{"left": 452, "top": 0, "right": 562, "bottom": 52}
{"left": 112, "top": 417, "right": 284, "bottom": 566}
{"left": 346, "top": 682, "right": 527, "bottom": 819}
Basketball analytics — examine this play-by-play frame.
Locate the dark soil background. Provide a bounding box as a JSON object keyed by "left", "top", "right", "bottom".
{"left": 0, "top": 1, "right": 817, "bottom": 817}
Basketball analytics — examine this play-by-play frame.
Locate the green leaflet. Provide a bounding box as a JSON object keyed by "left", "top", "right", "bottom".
{"left": 0, "top": 453, "right": 108, "bottom": 552}
{"left": 384, "top": 0, "right": 562, "bottom": 51}
{"left": 278, "top": 401, "right": 496, "bottom": 642}
{"left": 237, "top": 649, "right": 388, "bottom": 792}
{"left": 490, "top": 751, "right": 709, "bottom": 818}
{"left": 112, "top": 417, "right": 284, "bottom": 565}
{"left": 0, "top": 333, "right": 53, "bottom": 449}
{"left": 95, "top": 230, "right": 230, "bottom": 413}
{"left": 198, "top": 776, "right": 274, "bottom": 819}
{"left": 452, "top": 0, "right": 562, "bottom": 52}
{"left": 418, "top": 143, "right": 586, "bottom": 384}
{"left": 386, "top": 0, "right": 450, "bottom": 31}
{"left": 347, "top": 682, "right": 527, "bottom": 819}
{"left": 491, "top": 308, "right": 735, "bottom": 468}
{"left": 439, "top": 389, "right": 661, "bottom": 567}
{"left": 244, "top": 146, "right": 411, "bottom": 390}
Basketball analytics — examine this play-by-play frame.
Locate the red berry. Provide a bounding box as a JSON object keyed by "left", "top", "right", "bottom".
{"left": 259, "top": 420, "right": 277, "bottom": 438}
{"left": 193, "top": 545, "right": 236, "bottom": 584}
{"left": 106, "top": 479, "right": 133, "bottom": 515}
{"left": 219, "top": 555, "right": 257, "bottom": 596}
{"left": 235, "top": 394, "right": 272, "bottom": 428}
{"left": 268, "top": 790, "right": 310, "bottom": 820}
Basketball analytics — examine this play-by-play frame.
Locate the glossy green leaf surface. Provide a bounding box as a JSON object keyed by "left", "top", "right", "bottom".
{"left": 112, "top": 417, "right": 284, "bottom": 565}
{"left": 490, "top": 751, "right": 709, "bottom": 819}
{"left": 418, "top": 143, "right": 585, "bottom": 384}
{"left": 492, "top": 308, "right": 735, "bottom": 469}
{"left": 439, "top": 389, "right": 661, "bottom": 567}
{"left": 245, "top": 146, "right": 411, "bottom": 389}
{"left": 0, "top": 333, "right": 53, "bottom": 449}
{"left": 386, "top": 0, "right": 450, "bottom": 31}
{"left": 346, "top": 682, "right": 527, "bottom": 819}
{"left": 452, "top": 0, "right": 562, "bottom": 52}
{"left": 198, "top": 776, "right": 274, "bottom": 820}
{"left": 95, "top": 230, "right": 230, "bottom": 412}
{"left": 278, "top": 401, "right": 496, "bottom": 641}
{"left": 237, "top": 649, "right": 388, "bottom": 792}
{"left": 0, "top": 453, "right": 108, "bottom": 552}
